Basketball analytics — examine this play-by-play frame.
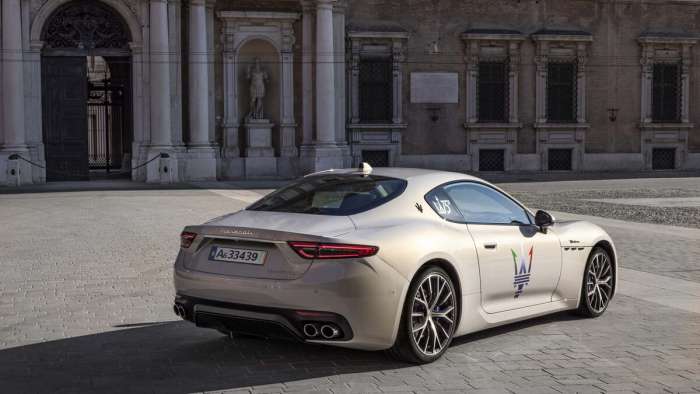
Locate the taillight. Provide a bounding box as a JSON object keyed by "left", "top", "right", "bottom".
{"left": 180, "top": 231, "right": 197, "bottom": 248}
{"left": 288, "top": 241, "right": 379, "bottom": 259}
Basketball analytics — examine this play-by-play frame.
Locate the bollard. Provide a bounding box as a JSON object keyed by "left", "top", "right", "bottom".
{"left": 7, "top": 154, "right": 21, "bottom": 187}
{"left": 158, "top": 152, "right": 173, "bottom": 184}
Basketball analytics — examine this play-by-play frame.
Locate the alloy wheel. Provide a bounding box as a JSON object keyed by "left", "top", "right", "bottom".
{"left": 586, "top": 251, "right": 613, "bottom": 313}
{"left": 410, "top": 273, "right": 456, "bottom": 356}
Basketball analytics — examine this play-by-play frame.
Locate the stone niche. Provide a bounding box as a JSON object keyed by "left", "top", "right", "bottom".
{"left": 219, "top": 11, "right": 300, "bottom": 179}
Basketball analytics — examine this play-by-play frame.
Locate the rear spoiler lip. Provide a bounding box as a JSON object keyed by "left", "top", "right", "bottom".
{"left": 183, "top": 224, "right": 341, "bottom": 243}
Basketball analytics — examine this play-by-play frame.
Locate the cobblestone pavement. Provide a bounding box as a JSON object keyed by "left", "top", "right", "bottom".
{"left": 505, "top": 177, "right": 700, "bottom": 229}
{"left": 1, "top": 179, "right": 700, "bottom": 394}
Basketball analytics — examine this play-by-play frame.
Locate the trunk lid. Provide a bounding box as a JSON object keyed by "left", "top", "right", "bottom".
{"left": 181, "top": 210, "right": 355, "bottom": 280}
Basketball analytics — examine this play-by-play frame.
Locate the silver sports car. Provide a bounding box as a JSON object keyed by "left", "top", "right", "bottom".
{"left": 173, "top": 166, "right": 617, "bottom": 363}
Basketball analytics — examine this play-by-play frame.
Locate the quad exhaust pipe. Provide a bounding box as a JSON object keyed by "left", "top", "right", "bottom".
{"left": 173, "top": 304, "right": 186, "bottom": 319}
{"left": 320, "top": 324, "right": 340, "bottom": 339}
{"left": 303, "top": 323, "right": 319, "bottom": 338}
{"left": 302, "top": 323, "right": 341, "bottom": 339}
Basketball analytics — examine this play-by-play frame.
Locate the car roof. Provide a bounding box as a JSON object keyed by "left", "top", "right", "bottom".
{"left": 310, "top": 167, "right": 481, "bottom": 182}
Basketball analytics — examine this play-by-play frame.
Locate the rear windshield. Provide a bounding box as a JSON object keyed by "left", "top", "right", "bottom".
{"left": 247, "top": 174, "right": 407, "bottom": 215}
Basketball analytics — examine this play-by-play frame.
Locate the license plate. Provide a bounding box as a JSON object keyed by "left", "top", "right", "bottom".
{"left": 208, "top": 246, "right": 266, "bottom": 265}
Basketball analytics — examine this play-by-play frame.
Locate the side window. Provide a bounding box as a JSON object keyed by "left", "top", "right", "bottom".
{"left": 442, "top": 182, "right": 530, "bottom": 225}
{"left": 425, "top": 188, "right": 464, "bottom": 222}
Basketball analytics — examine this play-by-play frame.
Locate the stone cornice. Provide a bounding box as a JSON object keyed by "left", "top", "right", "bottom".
{"left": 464, "top": 122, "right": 523, "bottom": 129}
{"left": 638, "top": 35, "right": 698, "bottom": 45}
{"left": 639, "top": 122, "right": 695, "bottom": 129}
{"left": 217, "top": 11, "right": 301, "bottom": 21}
{"left": 348, "top": 31, "right": 409, "bottom": 40}
{"left": 532, "top": 30, "right": 593, "bottom": 43}
{"left": 461, "top": 33, "right": 525, "bottom": 41}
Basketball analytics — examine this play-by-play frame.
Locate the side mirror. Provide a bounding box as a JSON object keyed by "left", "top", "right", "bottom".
{"left": 535, "top": 210, "right": 555, "bottom": 232}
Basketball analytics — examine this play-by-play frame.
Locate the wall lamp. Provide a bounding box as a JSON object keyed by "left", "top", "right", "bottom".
{"left": 608, "top": 108, "right": 619, "bottom": 122}
{"left": 427, "top": 107, "right": 441, "bottom": 122}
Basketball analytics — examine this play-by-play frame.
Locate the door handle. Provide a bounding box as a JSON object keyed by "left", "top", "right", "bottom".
{"left": 484, "top": 243, "right": 497, "bottom": 249}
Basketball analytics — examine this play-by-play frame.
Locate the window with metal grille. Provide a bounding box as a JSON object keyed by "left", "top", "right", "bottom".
{"left": 652, "top": 148, "right": 675, "bottom": 170}
{"left": 359, "top": 57, "right": 393, "bottom": 123}
{"left": 548, "top": 148, "right": 573, "bottom": 171}
{"left": 361, "top": 150, "right": 390, "bottom": 167}
{"left": 546, "top": 62, "right": 577, "bottom": 123}
{"left": 652, "top": 63, "right": 681, "bottom": 123}
{"left": 478, "top": 62, "right": 508, "bottom": 123}
{"left": 478, "top": 149, "right": 505, "bottom": 171}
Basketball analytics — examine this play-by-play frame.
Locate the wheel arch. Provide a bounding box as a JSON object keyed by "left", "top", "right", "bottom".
{"left": 592, "top": 240, "right": 617, "bottom": 297}
{"left": 414, "top": 258, "right": 463, "bottom": 329}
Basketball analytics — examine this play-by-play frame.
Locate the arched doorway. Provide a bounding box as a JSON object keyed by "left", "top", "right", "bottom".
{"left": 40, "top": 1, "right": 133, "bottom": 181}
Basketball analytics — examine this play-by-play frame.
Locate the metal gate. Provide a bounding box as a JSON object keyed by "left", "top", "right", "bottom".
{"left": 87, "top": 78, "right": 126, "bottom": 173}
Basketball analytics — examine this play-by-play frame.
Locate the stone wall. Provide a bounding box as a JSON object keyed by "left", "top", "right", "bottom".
{"left": 346, "top": 0, "right": 700, "bottom": 156}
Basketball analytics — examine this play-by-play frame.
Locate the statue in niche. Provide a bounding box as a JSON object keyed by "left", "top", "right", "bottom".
{"left": 246, "top": 58, "right": 268, "bottom": 121}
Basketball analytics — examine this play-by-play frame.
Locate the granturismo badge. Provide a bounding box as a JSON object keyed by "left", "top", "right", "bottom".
{"left": 512, "top": 246, "right": 534, "bottom": 298}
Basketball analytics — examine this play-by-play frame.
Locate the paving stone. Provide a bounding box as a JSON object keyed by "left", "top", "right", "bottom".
{"left": 1, "top": 182, "right": 699, "bottom": 393}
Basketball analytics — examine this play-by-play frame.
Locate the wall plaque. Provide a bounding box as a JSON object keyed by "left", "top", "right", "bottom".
{"left": 410, "top": 72, "right": 459, "bottom": 104}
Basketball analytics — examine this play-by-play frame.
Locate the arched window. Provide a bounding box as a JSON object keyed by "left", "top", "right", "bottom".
{"left": 42, "top": 1, "right": 130, "bottom": 50}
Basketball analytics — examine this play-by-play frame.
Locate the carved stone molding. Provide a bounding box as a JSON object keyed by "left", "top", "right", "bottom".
{"left": 461, "top": 29, "right": 524, "bottom": 127}
{"left": 638, "top": 33, "right": 698, "bottom": 169}
{"left": 218, "top": 11, "right": 300, "bottom": 157}
{"left": 347, "top": 22, "right": 408, "bottom": 126}
{"left": 41, "top": 1, "right": 130, "bottom": 49}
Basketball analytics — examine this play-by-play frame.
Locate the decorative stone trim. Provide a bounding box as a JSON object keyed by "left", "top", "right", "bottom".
{"left": 218, "top": 11, "right": 300, "bottom": 160}
{"left": 638, "top": 33, "right": 697, "bottom": 169}
{"left": 536, "top": 126, "right": 586, "bottom": 171}
{"left": 348, "top": 26, "right": 408, "bottom": 126}
{"left": 531, "top": 30, "right": 592, "bottom": 171}
{"left": 461, "top": 30, "right": 524, "bottom": 171}
{"left": 347, "top": 23, "right": 408, "bottom": 166}
{"left": 349, "top": 127, "right": 402, "bottom": 167}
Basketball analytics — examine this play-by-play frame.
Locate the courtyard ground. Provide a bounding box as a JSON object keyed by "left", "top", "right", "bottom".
{"left": 1, "top": 177, "right": 699, "bottom": 393}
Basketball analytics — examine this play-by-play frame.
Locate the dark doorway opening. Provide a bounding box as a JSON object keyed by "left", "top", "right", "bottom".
{"left": 548, "top": 148, "right": 573, "bottom": 171}
{"left": 361, "top": 150, "right": 390, "bottom": 167}
{"left": 40, "top": 1, "right": 132, "bottom": 182}
{"left": 478, "top": 149, "right": 505, "bottom": 172}
{"left": 42, "top": 56, "right": 132, "bottom": 181}
{"left": 652, "top": 148, "right": 676, "bottom": 170}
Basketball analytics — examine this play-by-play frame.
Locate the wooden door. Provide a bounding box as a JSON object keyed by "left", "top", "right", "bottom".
{"left": 42, "top": 56, "right": 88, "bottom": 181}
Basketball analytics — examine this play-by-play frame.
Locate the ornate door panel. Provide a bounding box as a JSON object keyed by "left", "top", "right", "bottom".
{"left": 42, "top": 56, "right": 88, "bottom": 181}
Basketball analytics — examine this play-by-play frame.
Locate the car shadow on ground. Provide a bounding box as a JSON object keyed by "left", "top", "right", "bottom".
{"left": 0, "top": 311, "right": 583, "bottom": 393}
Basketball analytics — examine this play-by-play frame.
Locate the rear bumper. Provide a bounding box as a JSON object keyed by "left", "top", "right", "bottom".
{"left": 174, "top": 294, "right": 353, "bottom": 342}
{"left": 173, "top": 254, "right": 408, "bottom": 351}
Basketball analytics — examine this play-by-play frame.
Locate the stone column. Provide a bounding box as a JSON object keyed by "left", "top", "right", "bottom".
{"left": 465, "top": 42, "right": 479, "bottom": 124}
{"left": 168, "top": 0, "right": 184, "bottom": 146}
{"left": 392, "top": 40, "right": 403, "bottom": 125}
{"left": 301, "top": 1, "right": 314, "bottom": 145}
{"left": 534, "top": 48, "right": 548, "bottom": 124}
{"left": 221, "top": 38, "right": 239, "bottom": 157}
{"left": 280, "top": 20, "right": 298, "bottom": 157}
{"left": 508, "top": 42, "right": 520, "bottom": 123}
{"left": 1, "top": 0, "right": 26, "bottom": 150}
{"left": 185, "top": 0, "right": 216, "bottom": 180}
{"left": 188, "top": 0, "right": 209, "bottom": 146}
{"left": 333, "top": 3, "right": 346, "bottom": 144}
{"left": 147, "top": 0, "right": 179, "bottom": 183}
{"left": 640, "top": 45, "right": 653, "bottom": 124}
{"left": 681, "top": 44, "right": 691, "bottom": 123}
{"left": 576, "top": 43, "right": 587, "bottom": 124}
{"left": 149, "top": 0, "right": 173, "bottom": 148}
{"left": 315, "top": 0, "right": 336, "bottom": 145}
{"left": 349, "top": 39, "right": 360, "bottom": 124}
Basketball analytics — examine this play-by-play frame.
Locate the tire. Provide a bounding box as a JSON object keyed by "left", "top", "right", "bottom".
{"left": 387, "top": 266, "right": 458, "bottom": 363}
{"left": 575, "top": 247, "right": 614, "bottom": 317}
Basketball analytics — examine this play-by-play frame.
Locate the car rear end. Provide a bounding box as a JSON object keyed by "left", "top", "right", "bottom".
{"left": 173, "top": 171, "right": 411, "bottom": 350}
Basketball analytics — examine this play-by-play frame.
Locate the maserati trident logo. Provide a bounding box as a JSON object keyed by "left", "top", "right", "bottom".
{"left": 512, "top": 246, "right": 534, "bottom": 298}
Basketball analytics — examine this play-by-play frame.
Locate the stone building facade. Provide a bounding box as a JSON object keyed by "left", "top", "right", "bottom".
{"left": 2, "top": 0, "right": 700, "bottom": 186}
